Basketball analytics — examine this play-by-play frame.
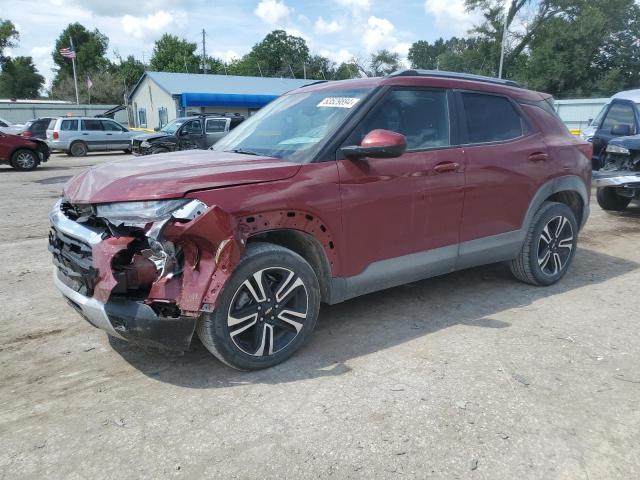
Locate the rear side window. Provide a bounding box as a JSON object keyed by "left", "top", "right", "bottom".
{"left": 461, "top": 93, "right": 525, "bottom": 143}
{"left": 206, "top": 118, "right": 226, "bottom": 133}
{"left": 601, "top": 103, "right": 636, "bottom": 130}
{"left": 101, "top": 120, "right": 123, "bottom": 131}
{"left": 60, "top": 119, "right": 78, "bottom": 131}
{"left": 230, "top": 117, "right": 244, "bottom": 130}
{"left": 81, "top": 119, "right": 104, "bottom": 131}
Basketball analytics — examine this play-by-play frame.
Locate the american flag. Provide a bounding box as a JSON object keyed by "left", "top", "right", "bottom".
{"left": 59, "top": 43, "right": 76, "bottom": 59}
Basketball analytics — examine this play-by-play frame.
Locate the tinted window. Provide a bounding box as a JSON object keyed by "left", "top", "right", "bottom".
{"left": 182, "top": 120, "right": 202, "bottom": 134}
{"left": 230, "top": 117, "right": 244, "bottom": 129}
{"left": 101, "top": 120, "right": 123, "bottom": 131}
{"left": 81, "top": 119, "right": 104, "bottom": 131}
{"left": 348, "top": 89, "right": 450, "bottom": 150}
{"left": 0, "top": 120, "right": 8, "bottom": 127}
{"left": 60, "top": 119, "right": 78, "bottom": 131}
{"left": 462, "top": 93, "right": 525, "bottom": 143}
{"left": 206, "top": 119, "right": 226, "bottom": 133}
{"left": 601, "top": 103, "right": 636, "bottom": 130}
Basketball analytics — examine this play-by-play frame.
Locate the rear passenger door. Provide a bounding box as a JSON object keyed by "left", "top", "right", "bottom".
{"left": 457, "top": 91, "right": 550, "bottom": 244}
{"left": 80, "top": 119, "right": 109, "bottom": 151}
{"left": 205, "top": 118, "right": 228, "bottom": 146}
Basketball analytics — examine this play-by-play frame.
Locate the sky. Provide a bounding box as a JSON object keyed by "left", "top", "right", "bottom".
{"left": 5, "top": 0, "right": 483, "bottom": 88}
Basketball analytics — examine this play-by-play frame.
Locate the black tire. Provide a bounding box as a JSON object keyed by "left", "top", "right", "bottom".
{"left": 123, "top": 149, "right": 131, "bottom": 154}
{"left": 596, "top": 187, "right": 631, "bottom": 211}
{"left": 10, "top": 149, "right": 39, "bottom": 171}
{"left": 151, "top": 147, "right": 169, "bottom": 155}
{"left": 197, "top": 242, "right": 321, "bottom": 370}
{"left": 510, "top": 202, "right": 578, "bottom": 286}
{"left": 69, "top": 141, "right": 88, "bottom": 157}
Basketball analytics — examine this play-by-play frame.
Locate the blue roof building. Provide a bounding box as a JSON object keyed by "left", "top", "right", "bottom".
{"left": 127, "top": 71, "right": 314, "bottom": 129}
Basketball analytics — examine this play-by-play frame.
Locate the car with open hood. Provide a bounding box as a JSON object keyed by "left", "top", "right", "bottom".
{"left": 49, "top": 70, "right": 591, "bottom": 370}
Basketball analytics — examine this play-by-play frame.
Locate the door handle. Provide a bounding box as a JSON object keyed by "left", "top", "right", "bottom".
{"left": 433, "top": 162, "right": 460, "bottom": 174}
{"left": 528, "top": 152, "right": 548, "bottom": 162}
{"left": 106, "top": 133, "right": 113, "bottom": 135}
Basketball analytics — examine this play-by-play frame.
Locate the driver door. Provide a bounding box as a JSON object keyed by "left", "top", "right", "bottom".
{"left": 178, "top": 119, "right": 204, "bottom": 150}
{"left": 336, "top": 88, "right": 463, "bottom": 281}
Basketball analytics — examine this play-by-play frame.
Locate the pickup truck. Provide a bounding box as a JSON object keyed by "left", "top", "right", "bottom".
{"left": 131, "top": 114, "right": 245, "bottom": 155}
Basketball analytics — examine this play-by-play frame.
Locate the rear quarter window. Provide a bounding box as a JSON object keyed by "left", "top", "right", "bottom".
{"left": 461, "top": 92, "right": 527, "bottom": 143}
{"left": 60, "top": 119, "right": 78, "bottom": 131}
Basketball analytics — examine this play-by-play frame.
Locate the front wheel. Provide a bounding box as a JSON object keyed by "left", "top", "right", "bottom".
{"left": 596, "top": 187, "right": 631, "bottom": 211}
{"left": 510, "top": 202, "right": 578, "bottom": 286}
{"left": 10, "top": 149, "right": 39, "bottom": 170}
{"left": 197, "top": 242, "right": 321, "bottom": 370}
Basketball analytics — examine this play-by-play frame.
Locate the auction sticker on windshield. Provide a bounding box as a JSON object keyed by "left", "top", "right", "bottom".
{"left": 317, "top": 97, "right": 360, "bottom": 108}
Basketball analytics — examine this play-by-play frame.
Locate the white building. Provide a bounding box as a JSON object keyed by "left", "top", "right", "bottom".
{"left": 127, "top": 71, "right": 314, "bottom": 129}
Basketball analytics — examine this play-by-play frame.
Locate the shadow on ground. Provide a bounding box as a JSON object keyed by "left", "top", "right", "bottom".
{"left": 109, "top": 245, "right": 639, "bottom": 388}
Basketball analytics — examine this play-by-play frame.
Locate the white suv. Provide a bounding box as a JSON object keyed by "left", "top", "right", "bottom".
{"left": 46, "top": 117, "right": 137, "bottom": 156}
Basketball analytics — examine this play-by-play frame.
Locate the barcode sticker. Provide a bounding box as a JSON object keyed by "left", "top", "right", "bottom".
{"left": 317, "top": 97, "right": 360, "bottom": 108}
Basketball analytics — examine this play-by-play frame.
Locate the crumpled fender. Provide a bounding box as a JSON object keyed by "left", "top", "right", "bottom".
{"left": 92, "top": 237, "right": 136, "bottom": 303}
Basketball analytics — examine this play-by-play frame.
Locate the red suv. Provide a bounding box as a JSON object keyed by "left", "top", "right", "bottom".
{"left": 0, "top": 131, "right": 50, "bottom": 170}
{"left": 49, "top": 70, "right": 592, "bottom": 370}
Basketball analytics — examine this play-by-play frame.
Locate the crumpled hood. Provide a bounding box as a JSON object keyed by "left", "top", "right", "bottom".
{"left": 132, "top": 132, "right": 171, "bottom": 142}
{"left": 63, "top": 149, "right": 301, "bottom": 204}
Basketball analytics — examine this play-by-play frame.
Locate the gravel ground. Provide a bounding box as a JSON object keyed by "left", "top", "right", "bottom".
{"left": 1, "top": 153, "right": 639, "bottom": 479}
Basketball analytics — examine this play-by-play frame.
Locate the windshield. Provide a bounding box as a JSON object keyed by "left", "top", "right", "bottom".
{"left": 161, "top": 119, "right": 187, "bottom": 134}
{"left": 212, "top": 88, "right": 370, "bottom": 162}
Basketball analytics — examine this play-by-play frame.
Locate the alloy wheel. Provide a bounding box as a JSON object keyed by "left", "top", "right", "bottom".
{"left": 537, "top": 215, "right": 574, "bottom": 276}
{"left": 227, "top": 267, "right": 308, "bottom": 357}
{"left": 15, "top": 151, "right": 36, "bottom": 169}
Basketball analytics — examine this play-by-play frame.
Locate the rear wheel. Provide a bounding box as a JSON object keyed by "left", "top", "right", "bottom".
{"left": 10, "top": 149, "right": 39, "bottom": 170}
{"left": 197, "top": 242, "right": 320, "bottom": 370}
{"left": 69, "top": 141, "right": 88, "bottom": 157}
{"left": 510, "top": 202, "right": 578, "bottom": 286}
{"left": 596, "top": 187, "right": 631, "bottom": 211}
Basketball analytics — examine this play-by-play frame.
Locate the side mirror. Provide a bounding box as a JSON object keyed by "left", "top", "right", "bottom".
{"left": 341, "top": 129, "right": 407, "bottom": 159}
{"left": 611, "top": 124, "right": 633, "bottom": 136}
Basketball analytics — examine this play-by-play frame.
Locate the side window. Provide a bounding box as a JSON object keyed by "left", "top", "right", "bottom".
{"left": 346, "top": 89, "right": 450, "bottom": 150}
{"left": 182, "top": 119, "right": 202, "bottom": 135}
{"left": 461, "top": 92, "right": 526, "bottom": 143}
{"left": 601, "top": 103, "right": 636, "bottom": 131}
{"left": 101, "top": 120, "right": 123, "bottom": 131}
{"left": 206, "top": 118, "right": 227, "bottom": 133}
{"left": 81, "top": 119, "right": 104, "bottom": 131}
{"left": 230, "top": 117, "right": 244, "bottom": 130}
{"left": 60, "top": 119, "right": 78, "bottom": 131}
{"left": 0, "top": 120, "right": 7, "bottom": 127}
{"left": 138, "top": 108, "right": 147, "bottom": 128}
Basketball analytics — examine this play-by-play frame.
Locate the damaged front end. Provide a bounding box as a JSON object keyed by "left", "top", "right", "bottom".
{"left": 593, "top": 144, "right": 640, "bottom": 197}
{"left": 48, "top": 197, "right": 242, "bottom": 351}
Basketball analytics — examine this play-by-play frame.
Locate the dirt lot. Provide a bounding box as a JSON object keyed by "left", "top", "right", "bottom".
{"left": 0, "top": 152, "right": 639, "bottom": 479}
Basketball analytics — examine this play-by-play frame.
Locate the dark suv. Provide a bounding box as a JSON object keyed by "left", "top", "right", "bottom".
{"left": 49, "top": 70, "right": 592, "bottom": 370}
{"left": 131, "top": 114, "right": 245, "bottom": 155}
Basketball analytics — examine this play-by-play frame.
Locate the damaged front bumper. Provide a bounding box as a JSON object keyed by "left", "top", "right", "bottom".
{"left": 592, "top": 170, "right": 640, "bottom": 189}
{"left": 48, "top": 198, "right": 241, "bottom": 352}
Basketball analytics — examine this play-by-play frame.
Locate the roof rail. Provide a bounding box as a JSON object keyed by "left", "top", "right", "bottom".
{"left": 388, "top": 69, "right": 522, "bottom": 88}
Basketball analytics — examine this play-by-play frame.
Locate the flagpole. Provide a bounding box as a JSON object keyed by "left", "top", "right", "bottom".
{"left": 70, "top": 39, "right": 79, "bottom": 104}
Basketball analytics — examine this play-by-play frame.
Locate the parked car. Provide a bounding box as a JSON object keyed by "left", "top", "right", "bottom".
{"left": 580, "top": 89, "right": 640, "bottom": 170}
{"left": 46, "top": 117, "right": 137, "bottom": 156}
{"left": 49, "top": 70, "right": 592, "bottom": 370}
{"left": 131, "top": 114, "right": 245, "bottom": 155}
{"left": 0, "top": 116, "right": 23, "bottom": 134}
{"left": 16, "top": 117, "right": 55, "bottom": 139}
{"left": 0, "top": 131, "right": 50, "bottom": 170}
{"left": 592, "top": 135, "right": 640, "bottom": 211}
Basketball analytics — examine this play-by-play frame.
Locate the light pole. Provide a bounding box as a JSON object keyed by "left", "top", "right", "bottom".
{"left": 498, "top": 0, "right": 512, "bottom": 79}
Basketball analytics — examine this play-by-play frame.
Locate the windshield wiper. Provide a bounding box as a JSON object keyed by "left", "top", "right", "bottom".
{"left": 227, "top": 148, "right": 261, "bottom": 156}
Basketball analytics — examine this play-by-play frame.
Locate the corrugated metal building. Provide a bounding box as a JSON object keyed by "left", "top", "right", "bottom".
{"left": 554, "top": 98, "right": 608, "bottom": 133}
{"left": 0, "top": 100, "right": 128, "bottom": 125}
{"left": 127, "top": 72, "right": 313, "bottom": 130}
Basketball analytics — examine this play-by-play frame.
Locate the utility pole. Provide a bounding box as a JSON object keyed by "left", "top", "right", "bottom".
{"left": 202, "top": 28, "right": 208, "bottom": 73}
{"left": 257, "top": 62, "right": 263, "bottom": 77}
{"left": 303, "top": 62, "right": 306, "bottom": 79}
{"left": 289, "top": 64, "right": 295, "bottom": 78}
{"left": 498, "top": 0, "right": 512, "bottom": 79}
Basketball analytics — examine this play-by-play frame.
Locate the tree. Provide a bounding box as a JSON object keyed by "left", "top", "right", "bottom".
{"left": 334, "top": 62, "right": 359, "bottom": 80}
{"left": 149, "top": 34, "right": 201, "bottom": 73}
{"left": 110, "top": 54, "right": 146, "bottom": 90}
{"left": 230, "top": 30, "right": 310, "bottom": 77}
{"left": 52, "top": 23, "right": 109, "bottom": 82}
{"left": 51, "top": 70, "right": 125, "bottom": 104}
{"left": 0, "top": 19, "right": 18, "bottom": 65}
{"left": 0, "top": 56, "right": 44, "bottom": 98}
{"left": 305, "top": 54, "right": 335, "bottom": 80}
{"left": 408, "top": 39, "right": 454, "bottom": 69}
{"left": 368, "top": 50, "right": 401, "bottom": 76}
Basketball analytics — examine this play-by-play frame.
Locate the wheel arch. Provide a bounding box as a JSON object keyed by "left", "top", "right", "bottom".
{"left": 523, "top": 176, "right": 590, "bottom": 232}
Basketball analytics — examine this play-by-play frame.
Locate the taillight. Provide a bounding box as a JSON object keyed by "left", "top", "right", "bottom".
{"left": 53, "top": 131, "right": 59, "bottom": 140}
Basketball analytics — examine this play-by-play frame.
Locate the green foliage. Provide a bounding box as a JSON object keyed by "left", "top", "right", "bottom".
{"left": 53, "top": 23, "right": 109, "bottom": 82}
{"left": 0, "top": 56, "right": 44, "bottom": 98}
{"left": 149, "top": 34, "right": 200, "bottom": 73}
{"left": 110, "top": 54, "right": 146, "bottom": 90}
{"left": 368, "top": 50, "right": 401, "bottom": 76}
{"left": 0, "top": 19, "right": 18, "bottom": 65}
{"left": 51, "top": 70, "right": 126, "bottom": 104}
{"left": 333, "top": 62, "right": 359, "bottom": 80}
